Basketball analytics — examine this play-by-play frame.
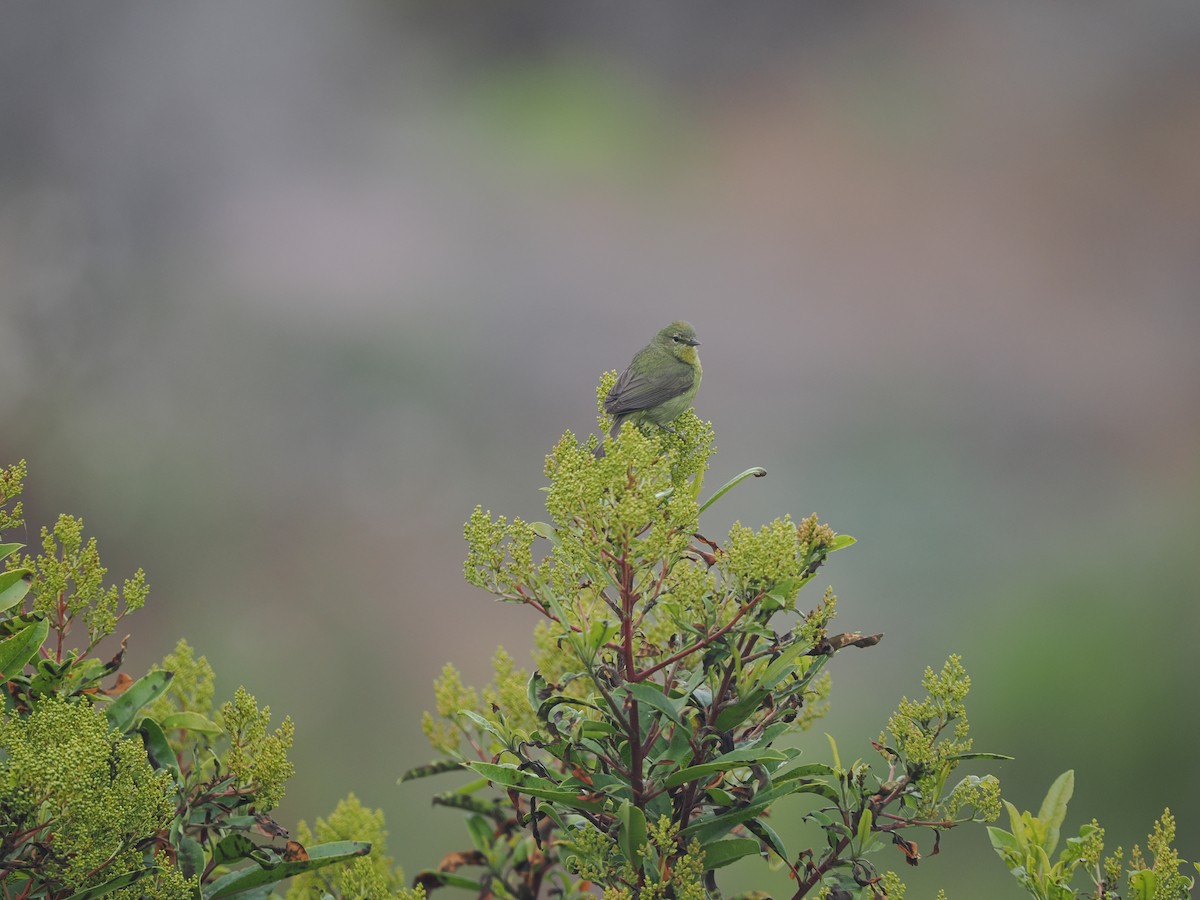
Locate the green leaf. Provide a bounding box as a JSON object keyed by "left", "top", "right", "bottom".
{"left": 685, "top": 777, "right": 826, "bottom": 843}
{"left": 536, "top": 693, "right": 605, "bottom": 721}
{"left": 527, "top": 670, "right": 549, "bottom": 711}
{"left": 179, "top": 836, "right": 206, "bottom": 879}
{"left": 0, "top": 617, "right": 48, "bottom": 678}
{"left": 398, "top": 758, "right": 465, "bottom": 782}
{"left": 465, "top": 814, "right": 495, "bottom": 855}
{"left": 828, "top": 534, "right": 857, "bottom": 552}
{"left": 947, "top": 751, "right": 1015, "bottom": 761}
{"left": 203, "top": 841, "right": 371, "bottom": 898}
{"left": 713, "top": 689, "right": 768, "bottom": 731}
{"left": 756, "top": 640, "right": 810, "bottom": 691}
{"left": 825, "top": 733, "right": 842, "bottom": 771}
{"left": 774, "top": 762, "right": 836, "bottom": 782}
{"left": 0, "top": 568, "right": 32, "bottom": 613}
{"left": 62, "top": 868, "right": 160, "bottom": 899}
{"left": 698, "top": 467, "right": 767, "bottom": 514}
{"left": 663, "top": 748, "right": 788, "bottom": 788}
{"left": 583, "top": 618, "right": 620, "bottom": 654}
{"left": 781, "top": 780, "right": 841, "bottom": 803}
{"left": 529, "top": 522, "right": 558, "bottom": 542}
{"left": 465, "top": 762, "right": 605, "bottom": 812}
{"left": 1001, "top": 800, "right": 1027, "bottom": 849}
{"left": 624, "top": 681, "right": 687, "bottom": 727}
{"left": 856, "top": 808, "right": 873, "bottom": 853}
{"left": 0, "top": 542, "right": 23, "bottom": 563}
{"left": 160, "top": 711, "right": 223, "bottom": 735}
{"left": 744, "top": 817, "right": 788, "bottom": 863}
{"left": 1128, "top": 869, "right": 1156, "bottom": 900}
{"left": 104, "top": 670, "right": 173, "bottom": 733}
{"left": 1036, "top": 770, "right": 1074, "bottom": 855}
{"left": 138, "top": 717, "right": 182, "bottom": 783}
{"left": 987, "top": 826, "right": 1022, "bottom": 864}
{"left": 701, "top": 837, "right": 761, "bottom": 869}
{"left": 617, "top": 801, "right": 647, "bottom": 869}
{"left": 213, "top": 834, "right": 258, "bottom": 867}
{"left": 458, "top": 709, "right": 509, "bottom": 745}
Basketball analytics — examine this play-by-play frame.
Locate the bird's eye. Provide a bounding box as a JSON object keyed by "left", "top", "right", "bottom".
{"left": 672, "top": 335, "right": 682, "bottom": 342}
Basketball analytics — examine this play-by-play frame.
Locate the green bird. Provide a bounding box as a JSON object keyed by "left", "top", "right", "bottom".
{"left": 603, "top": 321, "right": 702, "bottom": 445}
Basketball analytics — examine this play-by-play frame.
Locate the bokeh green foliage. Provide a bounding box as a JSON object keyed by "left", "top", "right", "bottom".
{"left": 404, "top": 377, "right": 1006, "bottom": 898}
{"left": 0, "top": 459, "right": 399, "bottom": 898}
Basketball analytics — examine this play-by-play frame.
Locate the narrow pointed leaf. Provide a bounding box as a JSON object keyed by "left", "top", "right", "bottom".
{"left": 203, "top": 841, "right": 370, "bottom": 898}
{"left": 624, "top": 681, "right": 687, "bottom": 726}
{"left": 856, "top": 808, "right": 874, "bottom": 852}
{"left": 465, "top": 762, "right": 605, "bottom": 812}
{"left": 745, "top": 817, "right": 789, "bottom": 863}
{"left": 160, "top": 711, "right": 223, "bottom": 735}
{"left": 399, "top": 758, "right": 465, "bottom": 782}
{"left": 701, "top": 837, "right": 761, "bottom": 868}
{"left": 1036, "top": 770, "right": 1074, "bottom": 855}
{"left": 948, "top": 751, "right": 1014, "bottom": 761}
{"left": 0, "top": 542, "right": 23, "bottom": 563}
{"left": 664, "top": 748, "right": 788, "bottom": 788}
{"left": 699, "top": 467, "right": 767, "bottom": 514}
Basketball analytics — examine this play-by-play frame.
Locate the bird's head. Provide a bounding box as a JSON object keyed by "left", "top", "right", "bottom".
{"left": 656, "top": 321, "right": 701, "bottom": 363}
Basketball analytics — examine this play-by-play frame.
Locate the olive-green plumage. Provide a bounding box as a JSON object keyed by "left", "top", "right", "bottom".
{"left": 604, "top": 321, "right": 702, "bottom": 442}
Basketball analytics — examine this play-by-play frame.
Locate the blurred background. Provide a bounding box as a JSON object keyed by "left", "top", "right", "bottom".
{"left": 2, "top": 2, "right": 1198, "bottom": 896}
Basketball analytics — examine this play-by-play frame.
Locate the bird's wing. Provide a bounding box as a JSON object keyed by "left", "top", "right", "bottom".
{"left": 604, "top": 353, "right": 695, "bottom": 415}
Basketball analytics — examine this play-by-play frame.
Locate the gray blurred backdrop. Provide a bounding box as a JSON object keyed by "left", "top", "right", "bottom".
{"left": 3, "top": 3, "right": 1198, "bottom": 896}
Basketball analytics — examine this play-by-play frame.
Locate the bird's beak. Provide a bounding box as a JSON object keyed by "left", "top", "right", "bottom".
{"left": 685, "top": 338, "right": 701, "bottom": 346}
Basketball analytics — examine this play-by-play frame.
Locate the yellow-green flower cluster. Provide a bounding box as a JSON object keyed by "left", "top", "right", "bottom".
{"left": 0, "top": 696, "right": 175, "bottom": 890}
{"left": 881, "top": 656, "right": 975, "bottom": 817}
{"left": 796, "top": 512, "right": 836, "bottom": 556}
{"left": 1128, "top": 809, "right": 1192, "bottom": 899}
{"left": 0, "top": 458, "right": 26, "bottom": 532}
{"left": 878, "top": 870, "right": 906, "bottom": 898}
{"left": 463, "top": 506, "right": 536, "bottom": 599}
{"left": 946, "top": 773, "right": 1002, "bottom": 822}
{"left": 483, "top": 646, "right": 537, "bottom": 736}
{"left": 798, "top": 586, "right": 838, "bottom": 647}
{"left": 423, "top": 650, "right": 537, "bottom": 756}
{"left": 288, "top": 793, "right": 408, "bottom": 899}
{"left": 794, "top": 670, "right": 833, "bottom": 731}
{"left": 218, "top": 686, "right": 295, "bottom": 810}
{"left": 20, "top": 513, "right": 148, "bottom": 645}
{"left": 564, "top": 820, "right": 623, "bottom": 884}
{"left": 643, "top": 823, "right": 705, "bottom": 900}
{"left": 723, "top": 516, "right": 802, "bottom": 600}
{"left": 422, "top": 663, "right": 478, "bottom": 755}
{"left": 644, "top": 563, "right": 716, "bottom": 647}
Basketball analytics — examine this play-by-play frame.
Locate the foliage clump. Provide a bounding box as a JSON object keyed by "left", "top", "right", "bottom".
{"left": 0, "top": 696, "right": 175, "bottom": 891}
{"left": 407, "top": 378, "right": 1008, "bottom": 898}
{"left": 991, "top": 770, "right": 1196, "bottom": 900}
{"left": 0, "top": 462, "right": 377, "bottom": 897}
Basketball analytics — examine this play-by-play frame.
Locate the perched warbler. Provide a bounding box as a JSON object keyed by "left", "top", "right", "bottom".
{"left": 603, "top": 321, "right": 702, "bottom": 445}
